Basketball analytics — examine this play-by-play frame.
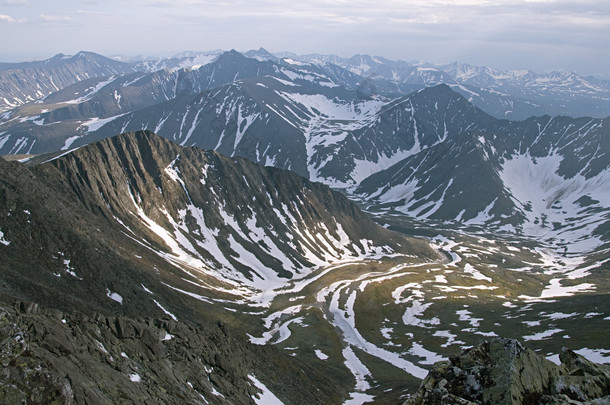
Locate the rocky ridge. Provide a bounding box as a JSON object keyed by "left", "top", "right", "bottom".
{"left": 405, "top": 338, "right": 610, "bottom": 405}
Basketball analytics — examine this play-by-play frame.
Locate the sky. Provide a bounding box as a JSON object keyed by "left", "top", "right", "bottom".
{"left": 1, "top": 0, "right": 609, "bottom": 76}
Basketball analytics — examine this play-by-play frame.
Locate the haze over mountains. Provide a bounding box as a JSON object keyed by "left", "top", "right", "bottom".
{"left": 0, "top": 48, "right": 609, "bottom": 403}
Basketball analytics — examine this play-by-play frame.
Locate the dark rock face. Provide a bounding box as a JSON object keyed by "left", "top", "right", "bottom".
{"left": 404, "top": 338, "right": 610, "bottom": 405}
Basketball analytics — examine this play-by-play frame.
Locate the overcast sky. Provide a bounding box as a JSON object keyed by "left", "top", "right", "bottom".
{"left": 1, "top": 0, "right": 608, "bottom": 75}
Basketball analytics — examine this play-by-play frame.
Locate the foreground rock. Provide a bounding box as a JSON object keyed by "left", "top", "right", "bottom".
{"left": 0, "top": 302, "right": 341, "bottom": 404}
{"left": 405, "top": 338, "right": 610, "bottom": 405}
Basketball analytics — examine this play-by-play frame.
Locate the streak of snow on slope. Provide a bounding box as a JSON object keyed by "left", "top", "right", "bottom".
{"left": 273, "top": 317, "right": 304, "bottom": 344}
{"left": 520, "top": 278, "right": 595, "bottom": 302}
{"left": 152, "top": 299, "right": 178, "bottom": 321}
{"left": 409, "top": 342, "right": 446, "bottom": 365}
{"left": 63, "top": 76, "right": 116, "bottom": 104}
{"left": 523, "top": 328, "right": 563, "bottom": 341}
{"left": 106, "top": 289, "right": 123, "bottom": 304}
{"left": 342, "top": 346, "right": 372, "bottom": 392}
{"left": 62, "top": 135, "right": 82, "bottom": 151}
{"left": 350, "top": 149, "right": 423, "bottom": 190}
{"left": 248, "top": 375, "right": 284, "bottom": 405}
{"left": 0, "top": 230, "right": 10, "bottom": 246}
{"left": 463, "top": 263, "right": 493, "bottom": 282}
{"left": 81, "top": 114, "right": 125, "bottom": 132}
{"left": 315, "top": 349, "right": 329, "bottom": 360}
{"left": 233, "top": 107, "right": 261, "bottom": 150}
{"left": 278, "top": 92, "right": 383, "bottom": 121}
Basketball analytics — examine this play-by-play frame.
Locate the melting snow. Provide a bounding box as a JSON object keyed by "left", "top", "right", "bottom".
{"left": 463, "top": 263, "right": 492, "bottom": 282}
{"left": 409, "top": 342, "right": 446, "bottom": 365}
{"left": 248, "top": 375, "right": 283, "bottom": 405}
{"left": 0, "top": 230, "right": 10, "bottom": 246}
{"left": 152, "top": 299, "right": 178, "bottom": 321}
{"left": 501, "top": 152, "right": 610, "bottom": 252}
{"left": 520, "top": 278, "right": 595, "bottom": 301}
{"left": 106, "top": 289, "right": 123, "bottom": 304}
{"left": 523, "top": 328, "right": 563, "bottom": 341}
{"left": 315, "top": 349, "right": 329, "bottom": 360}
{"left": 342, "top": 346, "right": 372, "bottom": 391}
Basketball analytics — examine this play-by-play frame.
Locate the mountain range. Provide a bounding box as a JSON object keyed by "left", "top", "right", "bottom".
{"left": 4, "top": 50, "right": 604, "bottom": 253}
{"left": 0, "top": 48, "right": 609, "bottom": 403}
{"left": 2, "top": 49, "right": 610, "bottom": 119}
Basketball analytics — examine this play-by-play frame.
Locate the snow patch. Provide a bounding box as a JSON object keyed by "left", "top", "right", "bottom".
{"left": 106, "top": 289, "right": 123, "bottom": 304}
{"left": 0, "top": 230, "right": 10, "bottom": 246}
{"left": 248, "top": 375, "right": 283, "bottom": 405}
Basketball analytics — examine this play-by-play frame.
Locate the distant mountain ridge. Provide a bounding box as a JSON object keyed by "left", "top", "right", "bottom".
{"left": 0, "top": 51, "right": 136, "bottom": 111}
{"left": 2, "top": 48, "right": 609, "bottom": 119}
{"left": 276, "top": 51, "right": 610, "bottom": 119}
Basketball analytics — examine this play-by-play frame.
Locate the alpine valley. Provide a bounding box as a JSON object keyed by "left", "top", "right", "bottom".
{"left": 0, "top": 49, "right": 609, "bottom": 404}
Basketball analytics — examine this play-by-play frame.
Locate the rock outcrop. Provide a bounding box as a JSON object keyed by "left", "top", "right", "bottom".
{"left": 0, "top": 302, "right": 344, "bottom": 404}
{"left": 405, "top": 338, "right": 610, "bottom": 405}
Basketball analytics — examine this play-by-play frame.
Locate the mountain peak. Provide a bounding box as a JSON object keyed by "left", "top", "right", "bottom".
{"left": 419, "top": 83, "right": 455, "bottom": 95}
{"left": 244, "top": 47, "right": 277, "bottom": 61}
{"left": 215, "top": 49, "right": 249, "bottom": 64}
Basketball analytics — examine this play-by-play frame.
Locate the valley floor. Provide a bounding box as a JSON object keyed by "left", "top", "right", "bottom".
{"left": 161, "top": 212, "right": 610, "bottom": 404}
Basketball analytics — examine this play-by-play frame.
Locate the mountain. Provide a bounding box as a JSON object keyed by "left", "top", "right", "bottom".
{"left": 44, "top": 131, "right": 432, "bottom": 291}
{"left": 0, "top": 51, "right": 136, "bottom": 112}
{"left": 4, "top": 56, "right": 608, "bottom": 254}
{"left": 440, "top": 62, "right": 610, "bottom": 119}
{"left": 0, "top": 130, "right": 437, "bottom": 403}
{"left": 15, "top": 74, "right": 607, "bottom": 256}
{"left": 130, "top": 50, "right": 223, "bottom": 72}
{"left": 280, "top": 52, "right": 610, "bottom": 120}
{"left": 357, "top": 98, "right": 610, "bottom": 253}
{"left": 244, "top": 47, "right": 280, "bottom": 62}
{"left": 0, "top": 50, "right": 368, "bottom": 156}
{"left": 2, "top": 135, "right": 609, "bottom": 401}
{"left": 75, "top": 82, "right": 493, "bottom": 190}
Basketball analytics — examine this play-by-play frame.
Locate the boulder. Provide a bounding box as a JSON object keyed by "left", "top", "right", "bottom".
{"left": 405, "top": 338, "right": 610, "bottom": 405}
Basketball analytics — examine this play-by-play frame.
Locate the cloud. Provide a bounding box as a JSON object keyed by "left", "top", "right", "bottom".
{"left": 1, "top": 0, "right": 607, "bottom": 74}
{"left": 0, "top": 14, "right": 27, "bottom": 23}
{"left": 40, "top": 14, "right": 72, "bottom": 23}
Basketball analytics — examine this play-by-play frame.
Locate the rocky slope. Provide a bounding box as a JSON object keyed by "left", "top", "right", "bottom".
{"left": 405, "top": 338, "right": 610, "bottom": 405}
{"left": 0, "top": 302, "right": 342, "bottom": 404}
